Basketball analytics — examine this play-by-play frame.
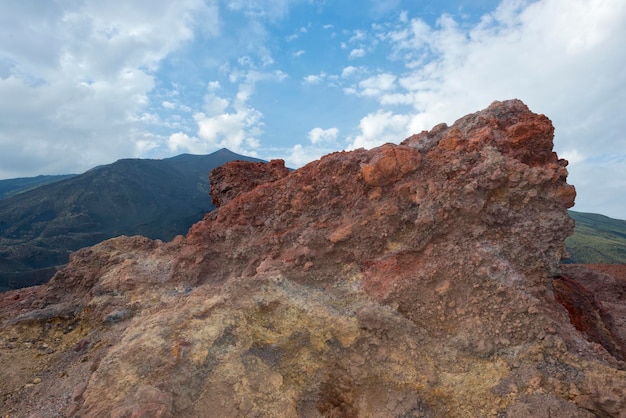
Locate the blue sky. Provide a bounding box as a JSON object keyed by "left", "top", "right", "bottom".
{"left": 1, "top": 0, "right": 625, "bottom": 219}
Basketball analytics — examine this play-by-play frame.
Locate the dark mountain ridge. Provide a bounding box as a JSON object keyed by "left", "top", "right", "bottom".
{"left": 0, "top": 174, "right": 77, "bottom": 200}
{"left": 0, "top": 148, "right": 263, "bottom": 291}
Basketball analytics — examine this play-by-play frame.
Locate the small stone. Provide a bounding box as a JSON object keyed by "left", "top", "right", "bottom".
{"left": 103, "top": 309, "right": 132, "bottom": 324}
{"left": 65, "top": 403, "right": 79, "bottom": 417}
{"left": 72, "top": 382, "right": 88, "bottom": 401}
{"left": 33, "top": 377, "right": 42, "bottom": 384}
{"left": 74, "top": 339, "right": 90, "bottom": 353}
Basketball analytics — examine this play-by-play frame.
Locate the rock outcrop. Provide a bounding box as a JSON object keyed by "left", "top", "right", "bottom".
{"left": 2, "top": 100, "right": 625, "bottom": 417}
{"left": 209, "top": 159, "right": 290, "bottom": 208}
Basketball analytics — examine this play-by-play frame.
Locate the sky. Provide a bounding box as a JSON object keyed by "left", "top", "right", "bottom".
{"left": 0, "top": 0, "right": 625, "bottom": 219}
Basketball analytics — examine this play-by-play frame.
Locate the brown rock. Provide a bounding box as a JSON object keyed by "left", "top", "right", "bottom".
{"left": 558, "top": 264, "right": 626, "bottom": 361}
{"left": 209, "top": 159, "right": 289, "bottom": 207}
{"left": 360, "top": 143, "right": 421, "bottom": 186}
{"left": 2, "top": 99, "right": 625, "bottom": 417}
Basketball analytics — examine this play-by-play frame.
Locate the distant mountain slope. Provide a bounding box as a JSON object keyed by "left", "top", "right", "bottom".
{"left": 564, "top": 210, "right": 626, "bottom": 264}
{"left": 0, "top": 149, "right": 263, "bottom": 291}
{"left": 0, "top": 174, "right": 76, "bottom": 200}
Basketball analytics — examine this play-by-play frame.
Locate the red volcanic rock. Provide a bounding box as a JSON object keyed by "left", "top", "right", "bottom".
{"left": 2, "top": 100, "right": 625, "bottom": 418}
{"left": 558, "top": 264, "right": 626, "bottom": 361}
{"left": 209, "top": 159, "right": 289, "bottom": 207}
{"left": 187, "top": 99, "right": 575, "bottom": 285}
{"left": 360, "top": 143, "right": 422, "bottom": 186}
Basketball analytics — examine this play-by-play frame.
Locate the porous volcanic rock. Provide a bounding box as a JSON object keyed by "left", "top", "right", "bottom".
{"left": 209, "top": 159, "right": 290, "bottom": 208}
{"left": 2, "top": 100, "right": 625, "bottom": 417}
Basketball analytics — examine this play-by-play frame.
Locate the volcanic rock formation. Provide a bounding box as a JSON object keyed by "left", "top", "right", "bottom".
{"left": 2, "top": 99, "right": 625, "bottom": 417}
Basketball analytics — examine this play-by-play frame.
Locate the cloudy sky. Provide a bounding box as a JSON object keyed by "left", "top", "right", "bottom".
{"left": 1, "top": 0, "right": 625, "bottom": 219}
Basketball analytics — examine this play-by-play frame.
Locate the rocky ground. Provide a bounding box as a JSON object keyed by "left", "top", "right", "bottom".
{"left": 1, "top": 100, "right": 625, "bottom": 417}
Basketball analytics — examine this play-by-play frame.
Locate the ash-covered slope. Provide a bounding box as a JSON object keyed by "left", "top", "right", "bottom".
{"left": 2, "top": 100, "right": 625, "bottom": 417}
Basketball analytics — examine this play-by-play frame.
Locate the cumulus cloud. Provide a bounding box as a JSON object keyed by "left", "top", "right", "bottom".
{"left": 356, "top": 73, "right": 397, "bottom": 97}
{"left": 303, "top": 73, "right": 326, "bottom": 84}
{"left": 167, "top": 132, "right": 204, "bottom": 154}
{"left": 349, "top": 48, "right": 366, "bottom": 59}
{"left": 281, "top": 127, "right": 341, "bottom": 168}
{"left": 167, "top": 106, "right": 263, "bottom": 156}
{"left": 194, "top": 107, "right": 262, "bottom": 153}
{"left": 286, "top": 144, "right": 319, "bottom": 167}
{"left": 308, "top": 127, "right": 339, "bottom": 144}
{"left": 348, "top": 111, "right": 412, "bottom": 150}
{"left": 0, "top": 0, "right": 218, "bottom": 177}
{"left": 168, "top": 69, "right": 287, "bottom": 157}
{"left": 226, "top": 0, "right": 299, "bottom": 20}
{"left": 341, "top": 66, "right": 360, "bottom": 78}
{"left": 167, "top": 107, "right": 262, "bottom": 156}
{"left": 203, "top": 93, "right": 230, "bottom": 115}
{"left": 284, "top": 142, "right": 339, "bottom": 168}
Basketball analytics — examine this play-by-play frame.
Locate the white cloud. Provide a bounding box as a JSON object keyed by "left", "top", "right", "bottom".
{"left": 349, "top": 30, "right": 367, "bottom": 43}
{"left": 226, "top": 0, "right": 298, "bottom": 20}
{"left": 357, "top": 73, "right": 397, "bottom": 97}
{"left": 287, "top": 26, "right": 308, "bottom": 40}
{"left": 308, "top": 127, "right": 339, "bottom": 144}
{"left": 279, "top": 127, "right": 341, "bottom": 169}
{"left": 0, "top": 0, "right": 218, "bottom": 177}
{"left": 167, "top": 105, "right": 263, "bottom": 157}
{"left": 560, "top": 149, "right": 585, "bottom": 166}
{"left": 170, "top": 68, "right": 287, "bottom": 156}
{"left": 168, "top": 132, "right": 204, "bottom": 154}
{"left": 293, "top": 50, "right": 306, "bottom": 57}
{"left": 347, "top": 111, "right": 412, "bottom": 150}
{"left": 304, "top": 73, "right": 326, "bottom": 84}
{"left": 195, "top": 107, "right": 261, "bottom": 154}
{"left": 286, "top": 144, "right": 315, "bottom": 167}
{"left": 207, "top": 81, "right": 221, "bottom": 91}
{"left": 284, "top": 143, "right": 336, "bottom": 168}
{"left": 341, "top": 66, "right": 359, "bottom": 78}
{"left": 349, "top": 48, "right": 366, "bottom": 59}
{"left": 203, "top": 93, "right": 230, "bottom": 115}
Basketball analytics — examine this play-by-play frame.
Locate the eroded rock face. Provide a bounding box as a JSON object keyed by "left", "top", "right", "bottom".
{"left": 209, "top": 159, "right": 290, "bottom": 208}
{"left": 2, "top": 100, "right": 625, "bottom": 417}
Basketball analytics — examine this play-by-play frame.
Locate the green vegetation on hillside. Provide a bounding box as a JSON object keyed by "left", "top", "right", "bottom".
{"left": 565, "top": 211, "right": 626, "bottom": 264}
